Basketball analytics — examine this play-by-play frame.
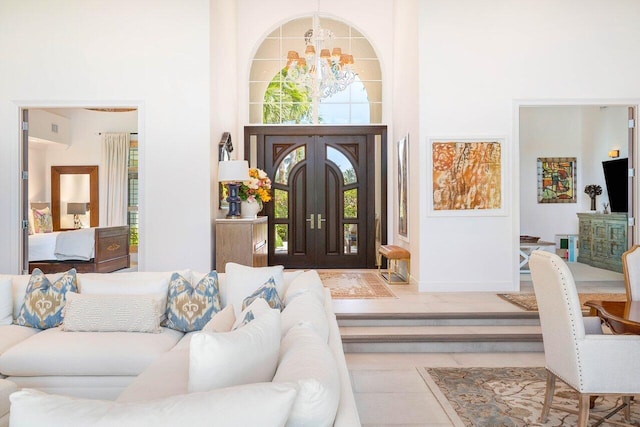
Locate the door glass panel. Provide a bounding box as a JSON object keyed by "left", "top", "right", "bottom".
{"left": 344, "top": 188, "right": 357, "bottom": 218}
{"left": 344, "top": 224, "right": 358, "bottom": 254}
{"left": 327, "top": 146, "right": 357, "bottom": 184}
{"left": 274, "top": 188, "right": 288, "bottom": 218}
{"left": 275, "top": 146, "right": 306, "bottom": 185}
{"left": 275, "top": 224, "right": 288, "bottom": 253}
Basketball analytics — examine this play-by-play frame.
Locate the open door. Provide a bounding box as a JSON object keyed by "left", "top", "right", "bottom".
{"left": 21, "top": 109, "right": 29, "bottom": 274}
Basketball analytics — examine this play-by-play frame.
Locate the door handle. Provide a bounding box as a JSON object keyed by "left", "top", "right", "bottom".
{"left": 317, "top": 214, "right": 327, "bottom": 230}
{"left": 306, "top": 214, "right": 315, "bottom": 229}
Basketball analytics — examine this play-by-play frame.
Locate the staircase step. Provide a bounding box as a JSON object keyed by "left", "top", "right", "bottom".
{"left": 336, "top": 311, "right": 540, "bottom": 327}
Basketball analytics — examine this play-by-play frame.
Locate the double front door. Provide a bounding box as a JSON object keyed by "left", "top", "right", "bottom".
{"left": 247, "top": 126, "right": 386, "bottom": 269}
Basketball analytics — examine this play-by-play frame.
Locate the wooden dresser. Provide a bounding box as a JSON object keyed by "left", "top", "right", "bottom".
{"left": 215, "top": 217, "right": 268, "bottom": 273}
{"left": 576, "top": 212, "right": 627, "bottom": 273}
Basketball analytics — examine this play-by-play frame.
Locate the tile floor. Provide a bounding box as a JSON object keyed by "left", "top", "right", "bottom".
{"left": 337, "top": 263, "right": 625, "bottom": 426}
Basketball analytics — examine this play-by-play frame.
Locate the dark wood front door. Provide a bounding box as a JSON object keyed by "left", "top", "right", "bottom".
{"left": 246, "top": 126, "right": 386, "bottom": 269}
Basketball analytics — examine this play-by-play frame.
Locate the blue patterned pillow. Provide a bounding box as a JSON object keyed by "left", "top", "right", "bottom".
{"left": 242, "top": 277, "right": 283, "bottom": 311}
{"left": 232, "top": 310, "right": 255, "bottom": 330}
{"left": 163, "top": 271, "right": 221, "bottom": 332}
{"left": 15, "top": 268, "right": 78, "bottom": 329}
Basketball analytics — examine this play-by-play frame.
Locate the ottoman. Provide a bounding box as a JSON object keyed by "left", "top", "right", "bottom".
{"left": 0, "top": 379, "right": 17, "bottom": 427}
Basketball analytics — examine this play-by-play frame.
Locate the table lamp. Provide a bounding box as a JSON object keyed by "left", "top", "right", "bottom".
{"left": 218, "top": 160, "right": 249, "bottom": 218}
{"left": 67, "top": 202, "right": 87, "bottom": 229}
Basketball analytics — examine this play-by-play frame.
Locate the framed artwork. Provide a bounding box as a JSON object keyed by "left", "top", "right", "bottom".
{"left": 537, "top": 157, "right": 577, "bottom": 203}
{"left": 428, "top": 137, "right": 505, "bottom": 216}
{"left": 397, "top": 135, "right": 409, "bottom": 240}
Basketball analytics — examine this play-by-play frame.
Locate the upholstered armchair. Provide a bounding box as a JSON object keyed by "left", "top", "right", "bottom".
{"left": 622, "top": 245, "right": 640, "bottom": 301}
{"left": 529, "top": 250, "right": 640, "bottom": 426}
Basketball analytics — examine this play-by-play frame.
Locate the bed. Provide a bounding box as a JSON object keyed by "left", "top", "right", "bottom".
{"left": 29, "top": 226, "right": 130, "bottom": 274}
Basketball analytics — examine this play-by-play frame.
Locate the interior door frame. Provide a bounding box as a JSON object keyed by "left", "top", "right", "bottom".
{"left": 245, "top": 125, "right": 387, "bottom": 269}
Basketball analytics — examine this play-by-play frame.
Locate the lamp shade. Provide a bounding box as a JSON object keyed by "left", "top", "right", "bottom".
{"left": 218, "top": 160, "right": 249, "bottom": 182}
{"left": 67, "top": 202, "right": 87, "bottom": 215}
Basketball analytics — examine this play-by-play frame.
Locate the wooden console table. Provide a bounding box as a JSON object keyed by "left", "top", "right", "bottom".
{"left": 215, "top": 217, "right": 268, "bottom": 273}
{"left": 577, "top": 213, "right": 627, "bottom": 273}
{"left": 519, "top": 241, "right": 555, "bottom": 273}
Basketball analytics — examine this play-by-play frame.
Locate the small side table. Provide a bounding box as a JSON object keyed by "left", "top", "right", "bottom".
{"left": 519, "top": 240, "right": 555, "bottom": 273}
{"left": 378, "top": 245, "right": 411, "bottom": 284}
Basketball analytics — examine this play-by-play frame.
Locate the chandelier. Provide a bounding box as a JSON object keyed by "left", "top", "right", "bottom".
{"left": 284, "top": 20, "right": 356, "bottom": 99}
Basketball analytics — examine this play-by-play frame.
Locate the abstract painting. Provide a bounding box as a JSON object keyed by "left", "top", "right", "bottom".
{"left": 397, "top": 135, "right": 409, "bottom": 239}
{"left": 431, "top": 139, "right": 503, "bottom": 213}
{"left": 537, "top": 157, "right": 577, "bottom": 203}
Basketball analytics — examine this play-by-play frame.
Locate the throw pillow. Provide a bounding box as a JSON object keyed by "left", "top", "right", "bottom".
{"left": 163, "top": 271, "right": 221, "bottom": 332}
{"left": 62, "top": 292, "right": 163, "bottom": 333}
{"left": 0, "top": 277, "right": 12, "bottom": 325}
{"left": 15, "top": 268, "right": 78, "bottom": 329}
{"left": 9, "top": 383, "right": 297, "bottom": 427}
{"left": 32, "top": 207, "right": 53, "bottom": 233}
{"left": 201, "top": 304, "right": 235, "bottom": 333}
{"left": 231, "top": 297, "right": 271, "bottom": 330}
{"left": 224, "top": 263, "right": 285, "bottom": 317}
{"left": 281, "top": 292, "right": 329, "bottom": 342}
{"left": 273, "top": 323, "right": 340, "bottom": 427}
{"left": 188, "top": 308, "right": 281, "bottom": 392}
{"left": 284, "top": 270, "right": 327, "bottom": 305}
{"left": 242, "top": 276, "right": 283, "bottom": 311}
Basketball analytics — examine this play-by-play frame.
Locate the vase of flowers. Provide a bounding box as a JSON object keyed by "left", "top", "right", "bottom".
{"left": 239, "top": 168, "right": 272, "bottom": 219}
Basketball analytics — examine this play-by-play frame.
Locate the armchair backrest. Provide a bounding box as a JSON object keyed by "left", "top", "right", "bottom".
{"left": 622, "top": 245, "right": 640, "bottom": 301}
{"left": 529, "top": 250, "right": 585, "bottom": 389}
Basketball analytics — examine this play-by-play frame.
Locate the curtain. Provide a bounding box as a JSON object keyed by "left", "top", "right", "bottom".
{"left": 101, "top": 132, "right": 130, "bottom": 226}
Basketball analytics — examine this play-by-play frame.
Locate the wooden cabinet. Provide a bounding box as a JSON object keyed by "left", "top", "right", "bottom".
{"left": 577, "top": 213, "right": 627, "bottom": 273}
{"left": 215, "top": 217, "right": 268, "bottom": 273}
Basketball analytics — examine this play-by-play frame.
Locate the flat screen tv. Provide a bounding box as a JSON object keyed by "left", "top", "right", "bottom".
{"left": 602, "top": 158, "right": 628, "bottom": 213}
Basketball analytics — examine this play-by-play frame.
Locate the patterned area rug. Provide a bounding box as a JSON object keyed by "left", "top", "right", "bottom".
{"left": 498, "top": 293, "right": 627, "bottom": 313}
{"left": 419, "top": 367, "right": 639, "bottom": 426}
{"left": 318, "top": 271, "right": 397, "bottom": 299}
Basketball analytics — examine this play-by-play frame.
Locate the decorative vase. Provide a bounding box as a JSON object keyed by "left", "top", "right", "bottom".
{"left": 240, "top": 200, "right": 261, "bottom": 219}
{"left": 590, "top": 197, "right": 596, "bottom": 211}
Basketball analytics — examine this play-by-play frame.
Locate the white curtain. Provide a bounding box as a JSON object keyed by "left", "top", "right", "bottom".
{"left": 101, "top": 132, "right": 130, "bottom": 226}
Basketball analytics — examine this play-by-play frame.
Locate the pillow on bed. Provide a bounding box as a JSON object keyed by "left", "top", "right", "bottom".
{"left": 32, "top": 207, "right": 53, "bottom": 234}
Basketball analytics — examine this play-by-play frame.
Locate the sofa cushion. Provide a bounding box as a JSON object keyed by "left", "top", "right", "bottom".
{"left": 15, "top": 268, "right": 78, "bottom": 329}
{"left": 242, "top": 276, "right": 283, "bottom": 311}
{"left": 281, "top": 292, "right": 329, "bottom": 342}
{"left": 163, "top": 271, "right": 220, "bottom": 332}
{"left": 231, "top": 297, "right": 271, "bottom": 330}
{"left": 0, "top": 325, "right": 40, "bottom": 356}
{"left": 0, "top": 327, "right": 183, "bottom": 377}
{"left": 62, "top": 292, "right": 163, "bottom": 333}
{"left": 0, "top": 379, "right": 17, "bottom": 420}
{"left": 201, "top": 304, "right": 235, "bottom": 333}
{"left": 188, "top": 308, "right": 281, "bottom": 392}
{"left": 284, "top": 270, "right": 326, "bottom": 305}
{"left": 273, "top": 323, "right": 340, "bottom": 427}
{"left": 0, "top": 279, "right": 12, "bottom": 325}
{"left": 224, "top": 263, "right": 284, "bottom": 317}
{"left": 10, "top": 383, "right": 297, "bottom": 427}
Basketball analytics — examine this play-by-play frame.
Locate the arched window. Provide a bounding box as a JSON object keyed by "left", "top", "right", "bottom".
{"left": 250, "top": 16, "right": 381, "bottom": 124}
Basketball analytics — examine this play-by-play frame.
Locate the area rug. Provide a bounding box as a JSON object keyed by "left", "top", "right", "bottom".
{"left": 318, "top": 272, "right": 397, "bottom": 299}
{"left": 498, "top": 293, "right": 627, "bottom": 313}
{"left": 418, "top": 367, "right": 639, "bottom": 426}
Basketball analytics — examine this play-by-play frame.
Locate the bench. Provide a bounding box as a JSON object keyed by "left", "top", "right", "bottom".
{"left": 378, "top": 245, "right": 411, "bottom": 284}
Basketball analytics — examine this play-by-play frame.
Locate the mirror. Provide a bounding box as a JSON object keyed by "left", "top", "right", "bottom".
{"left": 51, "top": 165, "right": 99, "bottom": 230}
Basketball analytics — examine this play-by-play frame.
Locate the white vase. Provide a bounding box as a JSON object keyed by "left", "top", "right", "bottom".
{"left": 240, "top": 200, "right": 261, "bottom": 219}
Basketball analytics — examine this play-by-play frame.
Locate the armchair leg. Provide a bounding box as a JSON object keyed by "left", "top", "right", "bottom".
{"left": 540, "top": 370, "right": 556, "bottom": 423}
{"left": 577, "top": 393, "right": 590, "bottom": 427}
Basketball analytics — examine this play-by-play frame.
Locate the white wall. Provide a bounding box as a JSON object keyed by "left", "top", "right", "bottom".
{"left": 0, "top": 0, "right": 211, "bottom": 273}
{"left": 419, "top": 0, "right": 640, "bottom": 291}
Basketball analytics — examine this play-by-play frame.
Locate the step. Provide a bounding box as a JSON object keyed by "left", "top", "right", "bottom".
{"left": 340, "top": 324, "right": 544, "bottom": 353}
{"left": 336, "top": 311, "right": 540, "bottom": 327}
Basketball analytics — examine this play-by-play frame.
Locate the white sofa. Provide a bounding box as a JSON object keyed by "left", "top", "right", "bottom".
{"left": 0, "top": 267, "right": 360, "bottom": 427}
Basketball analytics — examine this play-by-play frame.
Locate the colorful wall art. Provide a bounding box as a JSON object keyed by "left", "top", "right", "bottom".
{"left": 537, "top": 157, "right": 577, "bottom": 203}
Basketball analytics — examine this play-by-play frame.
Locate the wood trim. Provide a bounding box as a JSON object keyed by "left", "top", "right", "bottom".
{"left": 51, "top": 165, "right": 99, "bottom": 231}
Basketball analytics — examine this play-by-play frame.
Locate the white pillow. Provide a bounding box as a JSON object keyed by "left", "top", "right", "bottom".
{"left": 188, "top": 308, "right": 281, "bottom": 392}
{"left": 281, "top": 292, "right": 329, "bottom": 342}
{"left": 62, "top": 292, "right": 163, "bottom": 333}
{"left": 284, "top": 270, "right": 326, "bottom": 305}
{"left": 0, "top": 278, "right": 12, "bottom": 325}
{"left": 201, "top": 304, "right": 236, "bottom": 333}
{"left": 225, "top": 263, "right": 284, "bottom": 317}
{"left": 231, "top": 297, "right": 271, "bottom": 330}
{"left": 9, "top": 383, "right": 297, "bottom": 427}
{"left": 273, "top": 323, "right": 340, "bottom": 427}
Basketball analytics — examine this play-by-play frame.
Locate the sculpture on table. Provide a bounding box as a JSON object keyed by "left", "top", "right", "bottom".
{"left": 584, "top": 184, "right": 602, "bottom": 211}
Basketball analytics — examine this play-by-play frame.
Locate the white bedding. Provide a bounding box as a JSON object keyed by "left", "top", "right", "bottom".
{"left": 29, "top": 229, "right": 96, "bottom": 262}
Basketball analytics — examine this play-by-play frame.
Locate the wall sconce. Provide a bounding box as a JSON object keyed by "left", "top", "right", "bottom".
{"left": 608, "top": 149, "right": 620, "bottom": 158}
{"left": 218, "top": 160, "right": 249, "bottom": 218}
{"left": 67, "top": 202, "right": 88, "bottom": 229}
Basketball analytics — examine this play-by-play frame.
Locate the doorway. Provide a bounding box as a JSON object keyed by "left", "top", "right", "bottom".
{"left": 245, "top": 125, "right": 387, "bottom": 269}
